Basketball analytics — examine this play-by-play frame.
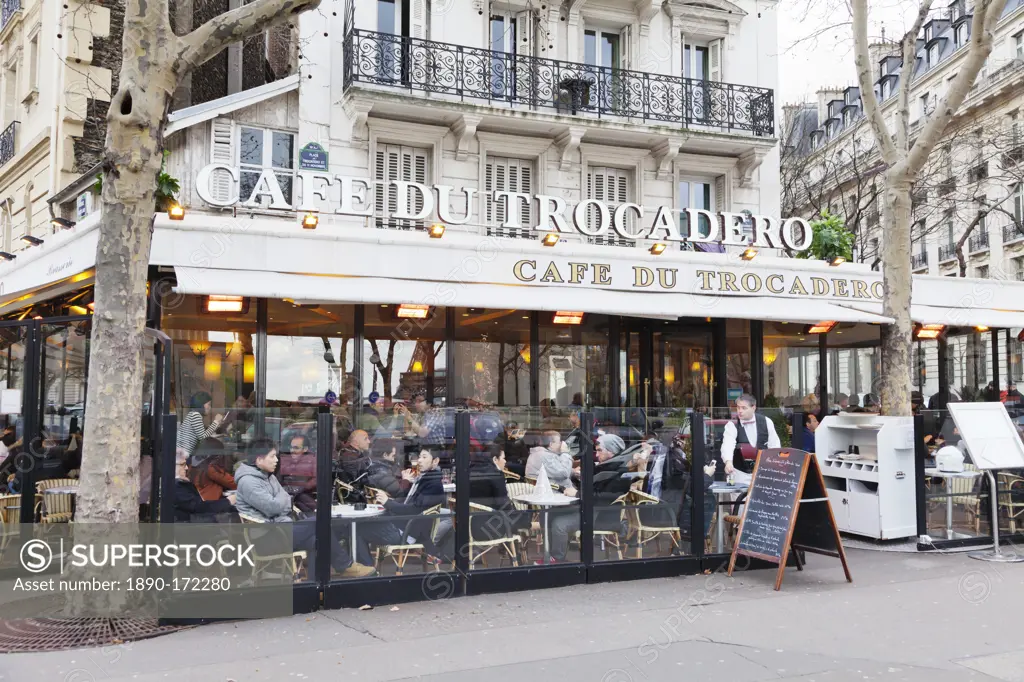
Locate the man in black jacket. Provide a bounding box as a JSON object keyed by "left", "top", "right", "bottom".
{"left": 375, "top": 446, "right": 449, "bottom": 560}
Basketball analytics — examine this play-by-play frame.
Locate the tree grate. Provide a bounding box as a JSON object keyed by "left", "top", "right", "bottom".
{"left": 0, "top": 617, "right": 189, "bottom": 653}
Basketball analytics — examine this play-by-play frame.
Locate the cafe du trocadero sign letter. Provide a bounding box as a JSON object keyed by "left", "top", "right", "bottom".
{"left": 195, "top": 163, "right": 813, "bottom": 252}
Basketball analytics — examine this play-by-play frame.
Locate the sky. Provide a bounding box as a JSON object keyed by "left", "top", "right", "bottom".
{"left": 777, "top": 0, "right": 919, "bottom": 105}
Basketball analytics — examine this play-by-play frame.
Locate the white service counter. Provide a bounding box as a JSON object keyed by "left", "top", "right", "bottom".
{"left": 814, "top": 415, "right": 917, "bottom": 540}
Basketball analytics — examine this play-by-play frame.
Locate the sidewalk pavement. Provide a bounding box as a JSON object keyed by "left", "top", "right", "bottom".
{"left": 1, "top": 548, "right": 1023, "bottom": 682}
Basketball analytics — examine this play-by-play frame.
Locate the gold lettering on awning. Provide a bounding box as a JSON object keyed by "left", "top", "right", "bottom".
{"left": 540, "top": 262, "right": 564, "bottom": 283}
{"left": 513, "top": 260, "right": 536, "bottom": 282}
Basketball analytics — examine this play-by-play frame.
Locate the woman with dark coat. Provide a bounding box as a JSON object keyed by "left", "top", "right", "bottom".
{"left": 468, "top": 444, "right": 527, "bottom": 540}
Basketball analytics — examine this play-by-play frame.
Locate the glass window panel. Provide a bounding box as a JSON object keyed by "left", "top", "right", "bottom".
{"left": 272, "top": 132, "right": 294, "bottom": 169}
{"left": 361, "top": 305, "right": 447, "bottom": 436}
{"left": 824, "top": 324, "right": 881, "bottom": 415}
{"left": 239, "top": 128, "right": 263, "bottom": 165}
{"left": 538, "top": 314, "right": 610, "bottom": 408}
{"left": 378, "top": 0, "right": 397, "bottom": 34}
{"left": 584, "top": 30, "right": 596, "bottom": 66}
{"left": 160, "top": 293, "right": 258, "bottom": 449}
{"left": 762, "top": 322, "right": 820, "bottom": 413}
{"left": 453, "top": 308, "right": 530, "bottom": 407}
{"left": 276, "top": 173, "right": 294, "bottom": 204}
{"left": 240, "top": 171, "right": 259, "bottom": 203}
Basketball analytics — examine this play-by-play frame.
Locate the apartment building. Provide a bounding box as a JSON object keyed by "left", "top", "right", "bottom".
{"left": 782, "top": 0, "right": 1024, "bottom": 400}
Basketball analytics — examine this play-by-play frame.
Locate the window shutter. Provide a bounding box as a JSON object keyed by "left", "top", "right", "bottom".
{"left": 375, "top": 144, "right": 430, "bottom": 230}
{"left": 208, "top": 118, "right": 236, "bottom": 205}
{"left": 587, "top": 166, "right": 634, "bottom": 248}
{"left": 515, "top": 11, "right": 533, "bottom": 57}
{"left": 411, "top": 0, "right": 428, "bottom": 39}
{"left": 715, "top": 175, "right": 725, "bottom": 212}
{"left": 485, "top": 156, "right": 534, "bottom": 239}
{"left": 708, "top": 39, "right": 722, "bottom": 82}
{"left": 620, "top": 25, "right": 632, "bottom": 70}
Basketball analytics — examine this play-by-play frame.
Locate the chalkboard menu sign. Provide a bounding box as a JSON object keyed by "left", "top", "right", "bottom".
{"left": 728, "top": 448, "right": 852, "bottom": 591}
{"left": 734, "top": 449, "right": 805, "bottom": 561}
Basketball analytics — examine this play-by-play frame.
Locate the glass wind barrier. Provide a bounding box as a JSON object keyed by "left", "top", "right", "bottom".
{"left": 462, "top": 408, "right": 579, "bottom": 569}
{"left": 590, "top": 407, "right": 699, "bottom": 561}
{"left": 172, "top": 407, "right": 321, "bottom": 584}
{"left": 919, "top": 409, "right": 995, "bottom": 545}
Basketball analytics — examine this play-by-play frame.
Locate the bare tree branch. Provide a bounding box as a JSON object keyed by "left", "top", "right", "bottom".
{"left": 176, "top": 0, "right": 320, "bottom": 74}
{"left": 852, "top": 0, "right": 898, "bottom": 165}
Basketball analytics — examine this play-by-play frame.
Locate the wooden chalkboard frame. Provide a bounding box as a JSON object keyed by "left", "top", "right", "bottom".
{"left": 727, "top": 449, "right": 853, "bottom": 591}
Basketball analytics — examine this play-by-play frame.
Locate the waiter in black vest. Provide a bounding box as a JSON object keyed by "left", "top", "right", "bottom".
{"left": 720, "top": 393, "right": 781, "bottom": 484}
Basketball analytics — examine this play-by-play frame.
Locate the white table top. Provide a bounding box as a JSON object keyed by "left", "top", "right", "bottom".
{"left": 925, "top": 468, "right": 981, "bottom": 479}
{"left": 511, "top": 493, "right": 578, "bottom": 507}
{"left": 332, "top": 504, "right": 386, "bottom": 518}
{"left": 42, "top": 486, "right": 79, "bottom": 494}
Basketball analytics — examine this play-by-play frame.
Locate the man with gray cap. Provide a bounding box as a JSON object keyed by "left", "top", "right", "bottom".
{"left": 541, "top": 433, "right": 632, "bottom": 564}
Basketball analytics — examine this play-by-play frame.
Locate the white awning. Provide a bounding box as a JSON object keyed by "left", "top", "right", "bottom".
{"left": 172, "top": 267, "right": 894, "bottom": 325}
{"left": 842, "top": 301, "right": 1024, "bottom": 328}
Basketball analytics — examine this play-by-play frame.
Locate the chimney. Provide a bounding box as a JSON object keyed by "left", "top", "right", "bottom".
{"left": 868, "top": 41, "right": 900, "bottom": 72}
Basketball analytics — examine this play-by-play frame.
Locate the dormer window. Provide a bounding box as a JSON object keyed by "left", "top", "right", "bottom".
{"left": 925, "top": 25, "right": 932, "bottom": 42}
{"left": 928, "top": 43, "right": 940, "bottom": 67}
{"left": 955, "top": 23, "right": 968, "bottom": 48}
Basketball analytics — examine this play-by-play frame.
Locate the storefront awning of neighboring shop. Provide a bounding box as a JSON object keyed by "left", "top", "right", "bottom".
{"left": 841, "top": 301, "right": 1024, "bottom": 328}
{"left": 171, "top": 267, "right": 895, "bottom": 325}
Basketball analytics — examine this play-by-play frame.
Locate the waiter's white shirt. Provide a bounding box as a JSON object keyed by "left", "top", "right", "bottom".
{"left": 719, "top": 414, "right": 781, "bottom": 484}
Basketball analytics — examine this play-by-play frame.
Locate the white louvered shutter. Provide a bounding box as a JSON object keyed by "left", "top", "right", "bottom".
{"left": 485, "top": 156, "right": 534, "bottom": 239}
{"left": 208, "top": 118, "right": 236, "bottom": 206}
{"left": 374, "top": 144, "right": 430, "bottom": 231}
{"left": 715, "top": 176, "right": 725, "bottom": 212}
{"left": 620, "top": 25, "right": 632, "bottom": 70}
{"left": 514, "top": 10, "right": 535, "bottom": 102}
{"left": 587, "top": 166, "right": 635, "bottom": 248}
{"left": 411, "top": 0, "right": 428, "bottom": 38}
{"left": 708, "top": 39, "right": 722, "bottom": 82}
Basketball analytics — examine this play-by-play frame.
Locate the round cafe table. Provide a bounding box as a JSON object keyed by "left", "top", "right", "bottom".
{"left": 511, "top": 492, "right": 578, "bottom": 563}
{"left": 332, "top": 503, "right": 386, "bottom": 554}
{"left": 925, "top": 468, "right": 982, "bottom": 540}
{"left": 710, "top": 482, "right": 749, "bottom": 553}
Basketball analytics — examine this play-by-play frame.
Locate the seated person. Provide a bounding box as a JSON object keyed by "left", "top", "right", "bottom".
{"left": 375, "top": 446, "right": 450, "bottom": 561}
{"left": 236, "top": 439, "right": 376, "bottom": 579}
{"left": 279, "top": 434, "right": 317, "bottom": 513}
{"left": 525, "top": 430, "right": 574, "bottom": 489}
{"left": 366, "top": 438, "right": 412, "bottom": 498}
{"left": 542, "top": 434, "right": 633, "bottom": 564}
{"left": 190, "top": 437, "right": 236, "bottom": 501}
{"left": 502, "top": 422, "right": 529, "bottom": 478}
{"left": 629, "top": 432, "right": 689, "bottom": 528}
{"left": 173, "top": 447, "right": 238, "bottom": 523}
{"left": 335, "top": 429, "right": 372, "bottom": 484}
{"left": 469, "top": 444, "right": 529, "bottom": 541}
{"left": 802, "top": 413, "right": 818, "bottom": 453}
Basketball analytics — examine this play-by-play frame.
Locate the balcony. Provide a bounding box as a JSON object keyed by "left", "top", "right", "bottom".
{"left": 1005, "top": 224, "right": 1024, "bottom": 244}
{"left": 911, "top": 252, "right": 928, "bottom": 269}
{"left": 343, "top": 29, "right": 775, "bottom": 137}
{"left": 938, "top": 243, "right": 957, "bottom": 262}
{"left": 0, "top": 121, "right": 17, "bottom": 167}
{"left": 968, "top": 231, "right": 989, "bottom": 253}
{"left": 0, "top": 0, "right": 19, "bottom": 31}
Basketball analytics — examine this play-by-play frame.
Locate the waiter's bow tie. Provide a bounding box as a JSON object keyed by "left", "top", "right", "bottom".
{"left": 741, "top": 420, "right": 756, "bottom": 425}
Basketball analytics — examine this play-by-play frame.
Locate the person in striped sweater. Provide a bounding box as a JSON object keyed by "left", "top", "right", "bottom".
{"left": 176, "top": 392, "right": 225, "bottom": 455}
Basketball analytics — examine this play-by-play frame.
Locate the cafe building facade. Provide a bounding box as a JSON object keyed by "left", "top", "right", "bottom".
{"left": 2, "top": 0, "right": 1024, "bottom": 607}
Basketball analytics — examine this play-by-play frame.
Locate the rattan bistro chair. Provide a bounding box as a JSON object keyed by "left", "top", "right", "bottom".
{"left": 35, "top": 478, "right": 79, "bottom": 523}
{"left": 998, "top": 473, "right": 1024, "bottom": 533}
{"left": 506, "top": 481, "right": 543, "bottom": 560}
{"left": 572, "top": 493, "right": 627, "bottom": 561}
{"left": 625, "top": 490, "right": 681, "bottom": 558}
{"left": 0, "top": 493, "right": 20, "bottom": 552}
{"left": 468, "top": 502, "right": 521, "bottom": 568}
{"left": 237, "top": 512, "right": 307, "bottom": 584}
{"left": 374, "top": 504, "right": 444, "bottom": 575}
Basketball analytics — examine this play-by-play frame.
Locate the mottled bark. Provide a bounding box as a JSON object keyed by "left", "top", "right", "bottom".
{"left": 77, "top": 0, "right": 321, "bottom": 535}
{"left": 878, "top": 177, "right": 914, "bottom": 416}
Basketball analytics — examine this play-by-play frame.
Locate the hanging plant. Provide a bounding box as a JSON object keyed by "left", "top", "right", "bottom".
{"left": 93, "top": 150, "right": 181, "bottom": 212}
{"left": 796, "top": 210, "right": 855, "bottom": 263}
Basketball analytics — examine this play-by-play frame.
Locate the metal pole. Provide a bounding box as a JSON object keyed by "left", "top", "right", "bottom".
{"left": 691, "top": 412, "right": 706, "bottom": 559}
{"left": 970, "top": 470, "right": 1024, "bottom": 562}
{"left": 454, "top": 412, "right": 470, "bottom": 592}
{"left": 579, "top": 412, "right": 595, "bottom": 566}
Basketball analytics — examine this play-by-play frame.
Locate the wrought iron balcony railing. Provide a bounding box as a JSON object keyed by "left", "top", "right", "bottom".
{"left": 343, "top": 29, "right": 775, "bottom": 137}
{"left": 1005, "top": 224, "right": 1024, "bottom": 243}
{"left": 911, "top": 252, "right": 928, "bottom": 269}
{"left": 938, "top": 243, "right": 957, "bottom": 262}
{"left": 0, "top": 121, "right": 17, "bottom": 167}
{"left": 968, "top": 231, "right": 989, "bottom": 252}
{"left": 1, "top": 0, "right": 19, "bottom": 30}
